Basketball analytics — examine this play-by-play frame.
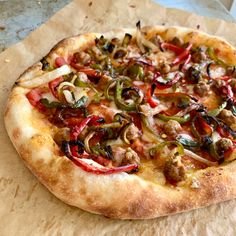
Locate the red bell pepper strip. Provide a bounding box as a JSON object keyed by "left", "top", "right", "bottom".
{"left": 161, "top": 42, "right": 184, "bottom": 54}
{"left": 221, "top": 84, "right": 234, "bottom": 99}
{"left": 62, "top": 141, "right": 139, "bottom": 174}
{"left": 146, "top": 86, "right": 158, "bottom": 108}
{"left": 219, "top": 76, "right": 231, "bottom": 81}
{"left": 183, "top": 54, "right": 191, "bottom": 66}
{"left": 128, "top": 112, "right": 143, "bottom": 134}
{"left": 216, "top": 126, "right": 236, "bottom": 144}
{"left": 66, "top": 116, "right": 104, "bottom": 128}
{"left": 55, "top": 57, "right": 67, "bottom": 68}
{"left": 70, "top": 62, "right": 101, "bottom": 78}
{"left": 26, "top": 88, "right": 43, "bottom": 107}
{"left": 198, "top": 116, "right": 213, "bottom": 135}
{"left": 72, "top": 158, "right": 138, "bottom": 174}
{"left": 181, "top": 54, "right": 192, "bottom": 72}
{"left": 70, "top": 116, "right": 93, "bottom": 140}
{"left": 69, "top": 116, "right": 93, "bottom": 158}
{"left": 79, "top": 68, "right": 101, "bottom": 78}
{"left": 26, "top": 88, "right": 45, "bottom": 111}
{"left": 191, "top": 115, "right": 213, "bottom": 141}
{"left": 89, "top": 115, "right": 104, "bottom": 126}
{"left": 48, "top": 77, "right": 63, "bottom": 99}
{"left": 65, "top": 117, "right": 83, "bottom": 127}
{"left": 70, "top": 62, "right": 83, "bottom": 70}
{"left": 171, "top": 44, "right": 192, "bottom": 66}
{"left": 154, "top": 73, "right": 181, "bottom": 90}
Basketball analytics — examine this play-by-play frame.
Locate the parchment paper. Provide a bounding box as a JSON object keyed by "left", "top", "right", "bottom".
{"left": 1, "top": 0, "right": 236, "bottom": 235}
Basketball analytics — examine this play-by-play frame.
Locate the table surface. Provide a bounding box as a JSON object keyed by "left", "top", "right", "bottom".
{"left": 0, "top": 0, "right": 235, "bottom": 53}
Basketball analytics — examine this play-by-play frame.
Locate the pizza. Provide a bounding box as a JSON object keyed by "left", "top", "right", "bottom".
{"left": 4, "top": 23, "right": 236, "bottom": 219}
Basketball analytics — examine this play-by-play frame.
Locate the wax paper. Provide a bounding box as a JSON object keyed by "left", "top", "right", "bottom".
{"left": 1, "top": 0, "right": 236, "bottom": 235}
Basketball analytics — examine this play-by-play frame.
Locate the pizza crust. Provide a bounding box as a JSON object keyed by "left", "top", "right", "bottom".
{"left": 4, "top": 26, "right": 236, "bottom": 219}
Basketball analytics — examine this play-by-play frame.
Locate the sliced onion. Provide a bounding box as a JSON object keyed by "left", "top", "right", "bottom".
{"left": 211, "top": 131, "right": 221, "bottom": 143}
{"left": 207, "top": 63, "right": 226, "bottom": 79}
{"left": 18, "top": 65, "right": 71, "bottom": 88}
{"left": 63, "top": 90, "right": 74, "bottom": 104}
{"left": 121, "top": 123, "right": 131, "bottom": 144}
{"left": 184, "top": 149, "right": 217, "bottom": 166}
{"left": 58, "top": 81, "right": 75, "bottom": 91}
{"left": 139, "top": 103, "right": 168, "bottom": 117}
{"left": 136, "top": 23, "right": 159, "bottom": 53}
{"left": 84, "top": 131, "right": 95, "bottom": 153}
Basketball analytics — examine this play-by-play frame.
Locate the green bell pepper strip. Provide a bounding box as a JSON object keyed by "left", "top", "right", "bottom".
{"left": 176, "top": 134, "right": 200, "bottom": 147}
{"left": 104, "top": 80, "right": 116, "bottom": 100}
{"left": 208, "top": 101, "right": 227, "bottom": 117}
{"left": 149, "top": 141, "right": 184, "bottom": 158}
{"left": 40, "top": 96, "right": 88, "bottom": 109}
{"left": 207, "top": 47, "right": 227, "bottom": 66}
{"left": 89, "top": 121, "right": 124, "bottom": 130}
{"left": 105, "top": 77, "right": 131, "bottom": 101}
{"left": 114, "top": 80, "right": 138, "bottom": 111}
{"left": 90, "top": 63, "right": 103, "bottom": 71}
{"left": 127, "top": 64, "right": 144, "bottom": 80}
{"left": 122, "top": 33, "right": 132, "bottom": 47}
{"left": 209, "top": 143, "right": 223, "bottom": 162}
{"left": 157, "top": 113, "right": 190, "bottom": 124}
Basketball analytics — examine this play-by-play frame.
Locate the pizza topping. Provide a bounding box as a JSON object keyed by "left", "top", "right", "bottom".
{"left": 157, "top": 113, "right": 190, "bottom": 124}
{"left": 62, "top": 141, "right": 138, "bottom": 174}
{"left": 207, "top": 47, "right": 227, "bottom": 66}
{"left": 55, "top": 57, "right": 67, "bottom": 67}
{"left": 136, "top": 21, "right": 159, "bottom": 53}
{"left": 122, "top": 33, "right": 132, "bottom": 47}
{"left": 114, "top": 80, "right": 144, "bottom": 111}
{"left": 122, "top": 123, "right": 140, "bottom": 144}
{"left": 190, "top": 177, "right": 201, "bottom": 189}
{"left": 163, "top": 120, "right": 182, "bottom": 138}
{"left": 22, "top": 27, "right": 236, "bottom": 179}
{"left": 194, "top": 79, "right": 211, "bottom": 97}
{"left": 218, "top": 109, "right": 236, "bottom": 127}
{"left": 73, "top": 51, "right": 91, "bottom": 65}
{"left": 164, "top": 155, "right": 186, "bottom": 183}
{"left": 183, "top": 149, "right": 217, "bottom": 166}
{"left": 26, "top": 87, "right": 45, "bottom": 109}
{"left": 171, "top": 43, "right": 192, "bottom": 66}
{"left": 146, "top": 85, "right": 158, "bottom": 108}
{"left": 191, "top": 46, "right": 207, "bottom": 63}
{"left": 186, "top": 65, "right": 202, "bottom": 84}
{"left": 40, "top": 57, "right": 51, "bottom": 71}
{"left": 207, "top": 63, "right": 226, "bottom": 79}
{"left": 161, "top": 42, "right": 185, "bottom": 54}
{"left": 215, "top": 138, "right": 233, "bottom": 156}
{"left": 208, "top": 101, "right": 227, "bottom": 117}
{"left": 149, "top": 141, "right": 184, "bottom": 158}
{"left": 176, "top": 134, "right": 200, "bottom": 147}
{"left": 122, "top": 147, "right": 140, "bottom": 166}
{"left": 18, "top": 65, "right": 71, "bottom": 88}
{"left": 49, "top": 77, "right": 63, "bottom": 99}
{"left": 154, "top": 72, "right": 182, "bottom": 90}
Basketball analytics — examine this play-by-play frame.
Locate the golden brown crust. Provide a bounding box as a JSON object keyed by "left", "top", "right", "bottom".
{"left": 4, "top": 26, "right": 236, "bottom": 219}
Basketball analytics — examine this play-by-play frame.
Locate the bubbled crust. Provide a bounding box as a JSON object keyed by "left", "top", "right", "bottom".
{"left": 4, "top": 27, "right": 236, "bottom": 219}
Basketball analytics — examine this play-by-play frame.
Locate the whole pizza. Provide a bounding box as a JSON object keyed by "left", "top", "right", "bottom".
{"left": 4, "top": 23, "right": 236, "bottom": 219}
